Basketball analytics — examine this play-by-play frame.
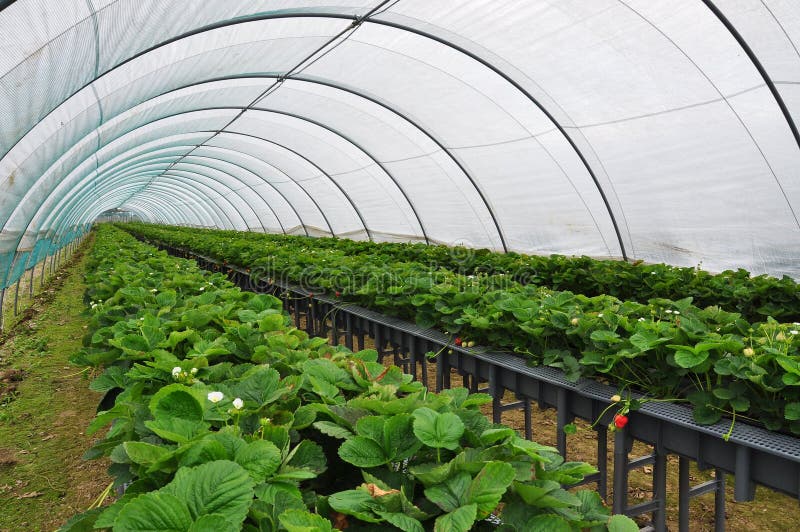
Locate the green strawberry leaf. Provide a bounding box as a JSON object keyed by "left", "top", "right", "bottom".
{"left": 162, "top": 460, "right": 254, "bottom": 525}
{"left": 433, "top": 503, "right": 477, "bottom": 532}
{"left": 113, "top": 492, "right": 192, "bottom": 531}
{"left": 413, "top": 407, "right": 464, "bottom": 450}
{"left": 278, "top": 509, "right": 335, "bottom": 532}
{"left": 338, "top": 436, "right": 388, "bottom": 468}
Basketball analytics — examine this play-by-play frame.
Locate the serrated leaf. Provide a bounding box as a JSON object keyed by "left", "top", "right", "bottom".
{"left": 230, "top": 366, "right": 284, "bottom": 407}
{"left": 376, "top": 511, "right": 424, "bottom": 532}
{"left": 674, "top": 349, "right": 709, "bottom": 369}
{"left": 234, "top": 439, "right": 281, "bottom": 481}
{"left": 313, "top": 421, "right": 354, "bottom": 439}
{"left": 479, "top": 427, "right": 516, "bottom": 445}
{"left": 385, "top": 413, "right": 421, "bottom": 461}
{"left": 113, "top": 492, "right": 192, "bottom": 531}
{"left": 286, "top": 440, "right": 326, "bottom": 474}
{"left": 467, "top": 462, "right": 515, "bottom": 517}
{"left": 785, "top": 402, "right": 800, "bottom": 421}
{"left": 328, "top": 489, "right": 381, "bottom": 523}
{"left": 413, "top": 407, "right": 464, "bottom": 450}
{"left": 338, "top": 436, "right": 388, "bottom": 468}
{"left": 162, "top": 460, "right": 254, "bottom": 525}
{"left": 123, "top": 441, "right": 170, "bottom": 466}
{"left": 258, "top": 313, "right": 286, "bottom": 332}
{"left": 433, "top": 503, "right": 477, "bottom": 532}
{"left": 424, "top": 472, "right": 470, "bottom": 512}
{"left": 187, "top": 514, "right": 238, "bottom": 532}
{"left": 278, "top": 509, "right": 335, "bottom": 532}
{"left": 608, "top": 513, "right": 641, "bottom": 531}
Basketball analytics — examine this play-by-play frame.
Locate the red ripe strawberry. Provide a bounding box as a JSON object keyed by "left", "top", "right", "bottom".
{"left": 308, "top": 293, "right": 314, "bottom": 298}
{"left": 614, "top": 414, "right": 628, "bottom": 429}
{"left": 454, "top": 337, "right": 462, "bottom": 346}
{"left": 335, "top": 291, "right": 341, "bottom": 298}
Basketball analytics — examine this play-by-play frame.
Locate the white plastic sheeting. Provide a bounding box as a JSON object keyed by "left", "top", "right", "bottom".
{"left": 1, "top": 0, "right": 799, "bottom": 287}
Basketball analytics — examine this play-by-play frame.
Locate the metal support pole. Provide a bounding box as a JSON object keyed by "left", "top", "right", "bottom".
{"left": 714, "top": 469, "right": 726, "bottom": 532}
{"left": 435, "top": 353, "right": 445, "bottom": 393}
{"left": 734, "top": 446, "right": 755, "bottom": 501}
{"left": 29, "top": 267, "right": 34, "bottom": 298}
{"left": 612, "top": 428, "right": 630, "bottom": 515}
{"left": 489, "top": 365, "right": 502, "bottom": 424}
{"left": 40, "top": 257, "right": 46, "bottom": 287}
{"left": 597, "top": 426, "right": 608, "bottom": 500}
{"left": 0, "top": 287, "right": 5, "bottom": 333}
{"left": 13, "top": 279, "right": 20, "bottom": 316}
{"left": 556, "top": 388, "right": 571, "bottom": 457}
{"left": 344, "top": 313, "right": 353, "bottom": 350}
{"left": 679, "top": 456, "right": 690, "bottom": 532}
{"left": 653, "top": 451, "right": 667, "bottom": 532}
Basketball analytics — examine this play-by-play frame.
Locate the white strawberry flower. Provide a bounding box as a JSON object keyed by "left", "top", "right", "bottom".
{"left": 232, "top": 397, "right": 244, "bottom": 410}
{"left": 207, "top": 391, "right": 224, "bottom": 403}
{"left": 172, "top": 366, "right": 182, "bottom": 377}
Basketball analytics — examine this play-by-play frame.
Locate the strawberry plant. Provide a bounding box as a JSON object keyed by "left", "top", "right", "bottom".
{"left": 62, "top": 225, "right": 637, "bottom": 531}
{"left": 121, "top": 224, "right": 800, "bottom": 435}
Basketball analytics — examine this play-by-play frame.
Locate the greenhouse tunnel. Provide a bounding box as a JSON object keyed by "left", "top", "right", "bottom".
{"left": 2, "top": 0, "right": 800, "bottom": 291}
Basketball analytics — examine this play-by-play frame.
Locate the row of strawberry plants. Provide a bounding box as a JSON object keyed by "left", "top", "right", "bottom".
{"left": 120, "top": 223, "right": 800, "bottom": 435}
{"left": 64, "top": 225, "right": 636, "bottom": 531}
{"left": 121, "top": 223, "right": 800, "bottom": 323}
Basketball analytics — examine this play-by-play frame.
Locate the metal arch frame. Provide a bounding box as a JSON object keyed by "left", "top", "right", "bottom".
{"left": 54, "top": 170, "right": 246, "bottom": 234}
{"left": 5, "top": 108, "right": 365, "bottom": 250}
{"left": 122, "top": 193, "right": 192, "bottom": 226}
{"left": 50, "top": 177, "right": 234, "bottom": 236}
{"left": 110, "top": 74, "right": 502, "bottom": 248}
{"left": 131, "top": 173, "right": 248, "bottom": 230}
{"left": 92, "top": 139, "right": 329, "bottom": 237}
{"left": 63, "top": 140, "right": 305, "bottom": 236}
{"left": 157, "top": 169, "right": 271, "bottom": 233}
{"left": 3, "top": 180, "right": 204, "bottom": 287}
{"left": 701, "top": 0, "right": 800, "bottom": 155}
{"left": 0, "top": 114, "right": 226, "bottom": 231}
{"left": 0, "top": 10, "right": 628, "bottom": 256}
{"left": 243, "top": 106, "right": 430, "bottom": 245}
{"left": 178, "top": 154, "right": 309, "bottom": 236}
{"left": 61, "top": 180, "right": 230, "bottom": 235}
{"left": 109, "top": 73, "right": 507, "bottom": 248}
{"left": 273, "top": 74, "right": 508, "bottom": 249}
{"left": 113, "top": 202, "right": 163, "bottom": 224}
{"left": 153, "top": 157, "right": 288, "bottom": 235}
{"left": 10, "top": 6, "right": 800, "bottom": 258}
{"left": 41, "top": 173, "right": 235, "bottom": 241}
{"left": 86, "top": 155, "right": 276, "bottom": 234}
{"left": 124, "top": 198, "right": 183, "bottom": 225}
{"left": 355, "top": 16, "right": 628, "bottom": 258}
{"left": 71, "top": 190, "right": 180, "bottom": 230}
{"left": 207, "top": 130, "right": 353, "bottom": 237}
{"left": 124, "top": 161, "right": 273, "bottom": 233}
{"left": 34, "top": 165, "right": 238, "bottom": 238}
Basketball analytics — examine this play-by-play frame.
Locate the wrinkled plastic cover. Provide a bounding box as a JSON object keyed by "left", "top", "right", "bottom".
{"left": 0, "top": 0, "right": 799, "bottom": 287}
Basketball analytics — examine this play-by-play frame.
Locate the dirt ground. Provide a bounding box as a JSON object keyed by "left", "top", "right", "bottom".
{"left": 0, "top": 236, "right": 111, "bottom": 531}
{"left": 1, "top": 249, "right": 72, "bottom": 334}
